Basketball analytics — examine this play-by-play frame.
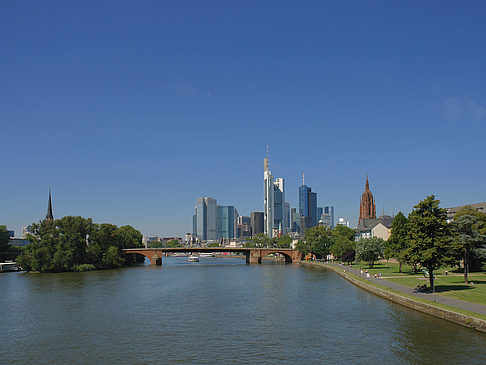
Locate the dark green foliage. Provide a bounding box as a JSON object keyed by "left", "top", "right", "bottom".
{"left": 301, "top": 226, "right": 333, "bottom": 259}
{"left": 385, "top": 212, "right": 409, "bottom": 272}
{"left": 407, "top": 195, "right": 451, "bottom": 292}
{"left": 271, "top": 235, "right": 292, "bottom": 248}
{"left": 207, "top": 242, "right": 221, "bottom": 247}
{"left": 450, "top": 208, "right": 486, "bottom": 283}
{"left": 332, "top": 224, "right": 356, "bottom": 241}
{"left": 330, "top": 225, "right": 356, "bottom": 259}
{"left": 0, "top": 225, "right": 12, "bottom": 251}
{"left": 165, "top": 239, "right": 182, "bottom": 248}
{"left": 245, "top": 233, "right": 270, "bottom": 248}
{"left": 356, "top": 237, "right": 385, "bottom": 268}
{"left": 342, "top": 249, "right": 356, "bottom": 264}
{"left": 330, "top": 235, "right": 355, "bottom": 259}
{"left": 16, "top": 217, "right": 143, "bottom": 272}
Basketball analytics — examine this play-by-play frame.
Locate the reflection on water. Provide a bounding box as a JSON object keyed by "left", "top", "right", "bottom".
{"left": 1, "top": 257, "right": 485, "bottom": 364}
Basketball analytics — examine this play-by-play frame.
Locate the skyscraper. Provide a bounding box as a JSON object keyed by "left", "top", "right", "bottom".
{"left": 298, "top": 174, "right": 318, "bottom": 230}
{"left": 250, "top": 212, "right": 264, "bottom": 236}
{"left": 359, "top": 176, "right": 376, "bottom": 225}
{"left": 264, "top": 147, "right": 274, "bottom": 237}
{"left": 217, "top": 206, "right": 236, "bottom": 239}
{"left": 263, "top": 148, "right": 287, "bottom": 238}
{"left": 195, "top": 197, "right": 218, "bottom": 241}
{"left": 273, "top": 177, "right": 285, "bottom": 234}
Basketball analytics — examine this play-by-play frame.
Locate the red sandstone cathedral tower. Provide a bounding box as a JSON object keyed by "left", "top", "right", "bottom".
{"left": 359, "top": 176, "right": 376, "bottom": 224}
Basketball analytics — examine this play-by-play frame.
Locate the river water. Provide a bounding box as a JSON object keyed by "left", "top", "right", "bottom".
{"left": 1, "top": 257, "right": 485, "bottom": 364}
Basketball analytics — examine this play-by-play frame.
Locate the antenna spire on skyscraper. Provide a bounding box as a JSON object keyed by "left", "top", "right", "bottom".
{"left": 303, "top": 172, "right": 305, "bottom": 185}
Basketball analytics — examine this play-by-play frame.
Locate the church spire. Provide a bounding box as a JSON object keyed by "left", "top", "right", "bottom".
{"left": 45, "top": 187, "right": 54, "bottom": 221}
{"left": 359, "top": 176, "right": 376, "bottom": 225}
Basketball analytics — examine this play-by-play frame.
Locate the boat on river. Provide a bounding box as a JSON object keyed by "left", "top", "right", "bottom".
{"left": 0, "top": 262, "right": 20, "bottom": 272}
{"left": 188, "top": 255, "right": 199, "bottom": 262}
{"left": 199, "top": 252, "right": 214, "bottom": 257}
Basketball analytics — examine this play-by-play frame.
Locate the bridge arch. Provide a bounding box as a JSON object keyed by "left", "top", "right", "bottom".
{"left": 260, "top": 251, "right": 293, "bottom": 263}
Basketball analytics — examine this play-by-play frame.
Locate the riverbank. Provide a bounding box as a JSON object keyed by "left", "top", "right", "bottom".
{"left": 300, "top": 260, "right": 486, "bottom": 333}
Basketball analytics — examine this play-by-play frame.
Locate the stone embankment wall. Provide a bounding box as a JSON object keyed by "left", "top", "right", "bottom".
{"left": 301, "top": 261, "right": 486, "bottom": 333}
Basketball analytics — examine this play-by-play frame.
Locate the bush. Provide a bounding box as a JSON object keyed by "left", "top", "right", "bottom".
{"left": 73, "top": 264, "right": 96, "bottom": 272}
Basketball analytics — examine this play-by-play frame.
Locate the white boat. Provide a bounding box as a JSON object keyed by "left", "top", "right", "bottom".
{"left": 199, "top": 252, "right": 215, "bottom": 257}
{"left": 188, "top": 255, "right": 199, "bottom": 262}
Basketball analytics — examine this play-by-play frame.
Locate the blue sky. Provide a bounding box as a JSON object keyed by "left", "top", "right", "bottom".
{"left": 1, "top": 1, "right": 485, "bottom": 237}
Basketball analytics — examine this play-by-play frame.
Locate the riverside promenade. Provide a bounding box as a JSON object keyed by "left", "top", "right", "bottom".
{"left": 302, "top": 260, "right": 486, "bottom": 332}
{"left": 325, "top": 261, "right": 486, "bottom": 316}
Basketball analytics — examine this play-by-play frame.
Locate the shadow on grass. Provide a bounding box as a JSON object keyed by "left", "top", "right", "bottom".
{"left": 434, "top": 280, "right": 486, "bottom": 293}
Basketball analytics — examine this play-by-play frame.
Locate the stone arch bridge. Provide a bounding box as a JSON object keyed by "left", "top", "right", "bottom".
{"left": 122, "top": 247, "right": 302, "bottom": 265}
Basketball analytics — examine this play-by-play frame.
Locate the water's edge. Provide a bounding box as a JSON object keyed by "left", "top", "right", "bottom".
{"left": 300, "top": 261, "right": 486, "bottom": 333}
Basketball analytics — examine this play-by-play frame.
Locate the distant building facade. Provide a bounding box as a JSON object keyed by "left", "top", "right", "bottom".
{"left": 298, "top": 174, "right": 318, "bottom": 231}
{"left": 354, "top": 215, "right": 393, "bottom": 241}
{"left": 195, "top": 197, "right": 218, "bottom": 241}
{"left": 218, "top": 206, "right": 236, "bottom": 239}
{"left": 445, "top": 202, "right": 486, "bottom": 223}
{"left": 319, "top": 206, "right": 335, "bottom": 228}
{"left": 236, "top": 215, "right": 251, "bottom": 238}
{"left": 250, "top": 212, "right": 264, "bottom": 236}
{"left": 263, "top": 148, "right": 287, "bottom": 237}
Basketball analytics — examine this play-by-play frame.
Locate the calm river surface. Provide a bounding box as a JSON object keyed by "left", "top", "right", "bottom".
{"left": 1, "top": 257, "right": 485, "bottom": 364}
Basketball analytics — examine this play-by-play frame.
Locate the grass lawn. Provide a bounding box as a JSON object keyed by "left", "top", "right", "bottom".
{"left": 388, "top": 274, "right": 486, "bottom": 306}
{"left": 346, "top": 261, "right": 456, "bottom": 277}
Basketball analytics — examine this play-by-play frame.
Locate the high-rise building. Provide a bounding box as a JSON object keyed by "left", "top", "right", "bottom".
{"left": 264, "top": 147, "right": 274, "bottom": 237}
{"left": 359, "top": 176, "right": 376, "bottom": 225}
{"left": 319, "top": 206, "right": 335, "bottom": 228}
{"left": 298, "top": 174, "right": 318, "bottom": 231}
{"left": 284, "top": 202, "right": 291, "bottom": 234}
{"left": 250, "top": 212, "right": 264, "bottom": 236}
{"left": 290, "top": 208, "right": 298, "bottom": 232}
{"left": 195, "top": 197, "right": 218, "bottom": 241}
{"left": 21, "top": 225, "right": 33, "bottom": 238}
{"left": 236, "top": 215, "right": 251, "bottom": 238}
{"left": 217, "top": 206, "right": 236, "bottom": 239}
{"left": 273, "top": 177, "right": 285, "bottom": 234}
{"left": 263, "top": 147, "right": 286, "bottom": 238}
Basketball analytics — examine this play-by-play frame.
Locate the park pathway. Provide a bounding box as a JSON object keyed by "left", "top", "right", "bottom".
{"left": 326, "top": 262, "right": 486, "bottom": 316}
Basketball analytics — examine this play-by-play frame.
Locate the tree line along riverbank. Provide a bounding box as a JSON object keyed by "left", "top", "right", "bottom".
{"left": 12, "top": 217, "right": 144, "bottom": 272}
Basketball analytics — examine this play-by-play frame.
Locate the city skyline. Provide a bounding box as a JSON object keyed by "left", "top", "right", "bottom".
{"left": 1, "top": 1, "right": 485, "bottom": 236}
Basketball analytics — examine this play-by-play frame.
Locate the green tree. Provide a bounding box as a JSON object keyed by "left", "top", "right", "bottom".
{"left": 245, "top": 233, "right": 270, "bottom": 248}
{"left": 295, "top": 239, "right": 311, "bottom": 256}
{"left": 451, "top": 208, "right": 486, "bottom": 283}
{"left": 0, "top": 225, "right": 11, "bottom": 252}
{"left": 165, "top": 239, "right": 182, "bottom": 248}
{"left": 356, "top": 237, "right": 385, "bottom": 268}
{"left": 116, "top": 225, "right": 143, "bottom": 249}
{"left": 103, "top": 245, "right": 124, "bottom": 268}
{"left": 407, "top": 195, "right": 451, "bottom": 292}
{"left": 271, "top": 235, "right": 292, "bottom": 248}
{"left": 333, "top": 224, "right": 356, "bottom": 241}
{"left": 330, "top": 236, "right": 355, "bottom": 259}
{"left": 16, "top": 217, "right": 143, "bottom": 272}
{"left": 342, "top": 249, "right": 356, "bottom": 265}
{"left": 304, "top": 226, "right": 333, "bottom": 259}
{"left": 330, "top": 224, "right": 355, "bottom": 260}
{"left": 385, "top": 212, "right": 409, "bottom": 272}
{"left": 207, "top": 242, "right": 221, "bottom": 247}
